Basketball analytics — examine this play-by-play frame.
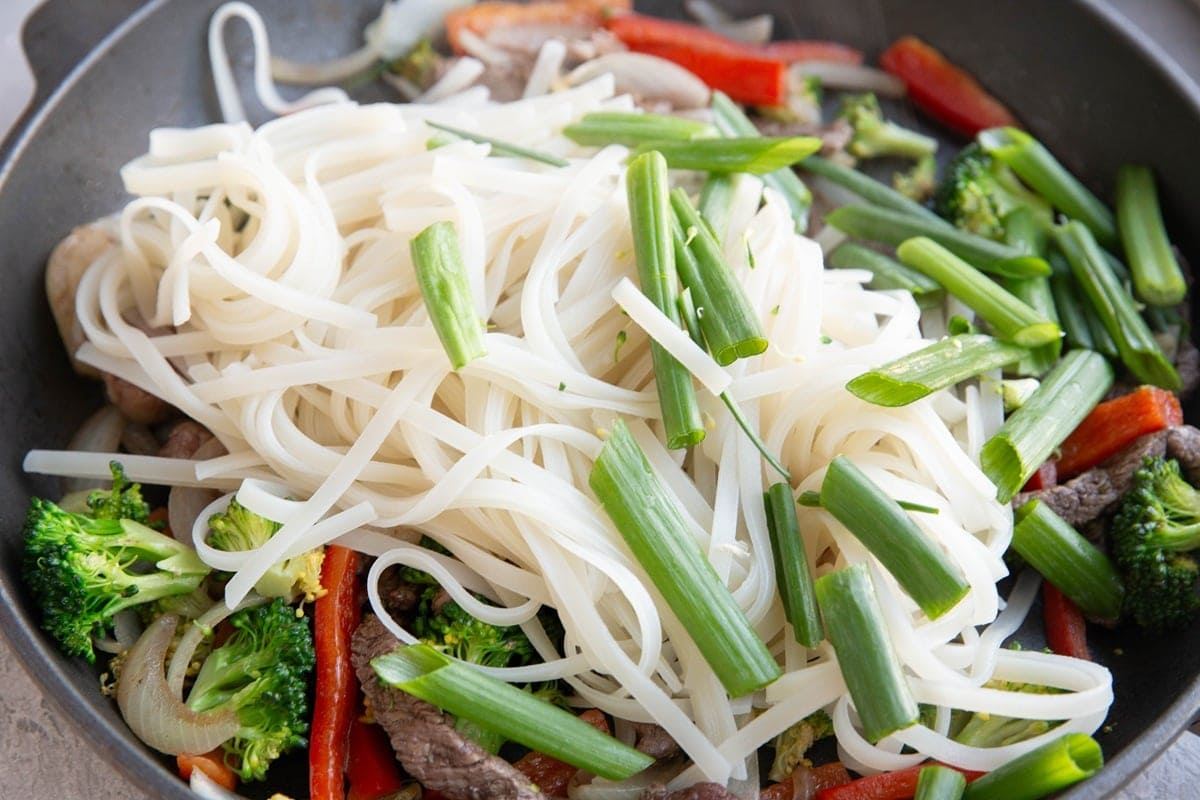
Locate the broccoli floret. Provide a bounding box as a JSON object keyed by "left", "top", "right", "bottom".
{"left": 933, "top": 143, "right": 1051, "bottom": 240}
{"left": 87, "top": 461, "right": 151, "bottom": 523}
{"left": 412, "top": 585, "right": 535, "bottom": 669}
{"left": 768, "top": 709, "right": 834, "bottom": 781}
{"left": 838, "top": 93, "right": 937, "bottom": 161}
{"left": 1111, "top": 456, "right": 1200, "bottom": 631}
{"left": 949, "top": 680, "right": 1062, "bottom": 747}
{"left": 893, "top": 154, "right": 938, "bottom": 202}
{"left": 186, "top": 599, "right": 314, "bottom": 782}
{"left": 23, "top": 496, "right": 211, "bottom": 663}
{"left": 207, "top": 499, "right": 325, "bottom": 602}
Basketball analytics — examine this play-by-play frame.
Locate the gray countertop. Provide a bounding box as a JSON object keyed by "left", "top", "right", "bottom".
{"left": 4, "top": 1, "right": 1200, "bottom": 798}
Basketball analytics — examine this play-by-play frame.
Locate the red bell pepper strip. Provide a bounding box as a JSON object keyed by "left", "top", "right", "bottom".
{"left": 346, "top": 719, "right": 406, "bottom": 800}
{"left": 759, "top": 40, "right": 864, "bottom": 65}
{"left": 1022, "top": 460, "right": 1058, "bottom": 493}
{"left": 446, "top": 0, "right": 632, "bottom": 54}
{"left": 310, "top": 545, "right": 362, "bottom": 800}
{"left": 177, "top": 750, "right": 238, "bottom": 792}
{"left": 513, "top": 709, "right": 610, "bottom": 797}
{"left": 762, "top": 762, "right": 853, "bottom": 799}
{"left": 1043, "top": 580, "right": 1091, "bottom": 660}
{"left": 878, "top": 36, "right": 1018, "bottom": 138}
{"left": 815, "top": 762, "right": 984, "bottom": 800}
{"left": 605, "top": 14, "right": 788, "bottom": 106}
{"left": 1054, "top": 385, "right": 1183, "bottom": 480}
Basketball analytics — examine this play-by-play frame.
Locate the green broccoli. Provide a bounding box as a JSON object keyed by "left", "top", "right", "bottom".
{"left": 949, "top": 680, "right": 1062, "bottom": 747}
{"left": 206, "top": 499, "right": 325, "bottom": 602}
{"left": 838, "top": 93, "right": 938, "bottom": 161}
{"left": 933, "top": 142, "right": 1051, "bottom": 241}
{"left": 1111, "top": 456, "right": 1200, "bottom": 631}
{"left": 412, "top": 585, "right": 535, "bottom": 669}
{"left": 86, "top": 461, "right": 152, "bottom": 523}
{"left": 893, "top": 154, "right": 938, "bottom": 202}
{"left": 768, "top": 709, "right": 834, "bottom": 781}
{"left": 23, "top": 492, "right": 211, "bottom": 663}
{"left": 185, "top": 599, "right": 314, "bottom": 782}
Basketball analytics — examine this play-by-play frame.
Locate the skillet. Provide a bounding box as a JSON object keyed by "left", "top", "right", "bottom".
{"left": 2, "top": 1, "right": 1200, "bottom": 797}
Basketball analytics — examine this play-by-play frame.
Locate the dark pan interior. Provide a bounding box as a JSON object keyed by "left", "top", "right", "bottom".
{"left": 2, "top": 1, "right": 1199, "bottom": 797}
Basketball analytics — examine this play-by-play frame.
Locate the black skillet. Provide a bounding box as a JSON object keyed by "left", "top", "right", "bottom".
{"left": 2, "top": 1, "right": 1200, "bottom": 797}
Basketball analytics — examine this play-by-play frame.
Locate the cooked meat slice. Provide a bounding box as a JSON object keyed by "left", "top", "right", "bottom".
{"left": 157, "top": 420, "right": 214, "bottom": 460}
{"left": 1177, "top": 337, "right": 1200, "bottom": 398}
{"left": 640, "top": 782, "right": 739, "bottom": 800}
{"left": 102, "top": 371, "right": 170, "bottom": 425}
{"left": 352, "top": 615, "right": 545, "bottom": 800}
{"left": 631, "top": 722, "right": 679, "bottom": 760}
{"left": 1167, "top": 425, "right": 1200, "bottom": 481}
{"left": 376, "top": 565, "right": 423, "bottom": 616}
{"left": 45, "top": 223, "right": 115, "bottom": 378}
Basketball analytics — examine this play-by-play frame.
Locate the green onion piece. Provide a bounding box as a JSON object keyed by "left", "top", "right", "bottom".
{"left": 1003, "top": 206, "right": 1050, "bottom": 258}
{"left": 827, "top": 205, "right": 1051, "bottom": 280}
{"left": 590, "top": 420, "right": 782, "bottom": 696}
{"left": 1012, "top": 499, "right": 1125, "bottom": 621}
{"left": 847, "top": 334, "right": 1028, "bottom": 407}
{"left": 563, "top": 111, "right": 717, "bottom": 147}
{"left": 764, "top": 483, "right": 823, "bottom": 647}
{"left": 1115, "top": 165, "right": 1186, "bottom": 306}
{"left": 962, "top": 733, "right": 1103, "bottom": 800}
{"left": 896, "top": 237, "right": 1061, "bottom": 348}
{"left": 424, "top": 120, "right": 568, "bottom": 167}
{"left": 409, "top": 222, "right": 487, "bottom": 370}
{"left": 372, "top": 645, "right": 653, "bottom": 780}
{"left": 670, "top": 188, "right": 767, "bottom": 365}
{"left": 978, "top": 127, "right": 1117, "bottom": 251}
{"left": 455, "top": 717, "right": 505, "bottom": 754}
{"left": 828, "top": 243, "right": 944, "bottom": 308}
{"left": 821, "top": 456, "right": 969, "bottom": 619}
{"left": 711, "top": 91, "right": 813, "bottom": 231}
{"left": 676, "top": 289, "right": 788, "bottom": 480}
{"left": 980, "top": 350, "right": 1113, "bottom": 503}
{"left": 797, "top": 489, "right": 938, "bottom": 515}
{"left": 626, "top": 152, "right": 705, "bottom": 449}
{"left": 801, "top": 154, "right": 950, "bottom": 226}
{"left": 1049, "top": 271, "right": 1095, "bottom": 352}
{"left": 1003, "top": 208, "right": 1058, "bottom": 373}
{"left": 915, "top": 765, "right": 967, "bottom": 800}
{"left": 636, "top": 136, "right": 822, "bottom": 175}
{"left": 699, "top": 173, "right": 736, "bottom": 240}
{"left": 1054, "top": 220, "right": 1181, "bottom": 390}
{"left": 814, "top": 564, "right": 920, "bottom": 742}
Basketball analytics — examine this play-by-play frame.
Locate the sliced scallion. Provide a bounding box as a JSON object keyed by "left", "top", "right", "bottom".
{"left": 801, "top": 154, "right": 949, "bottom": 226}
{"left": 815, "top": 564, "right": 920, "bottom": 743}
{"left": 1115, "top": 165, "right": 1186, "bottom": 306}
{"left": 409, "top": 222, "right": 487, "bottom": 370}
{"left": 821, "top": 456, "right": 969, "bottom": 619}
{"left": 980, "top": 349, "right": 1113, "bottom": 503}
{"left": 699, "top": 173, "right": 736, "bottom": 240}
{"left": 827, "top": 205, "right": 1051, "bottom": 280}
{"left": 797, "top": 489, "right": 938, "bottom": 515}
{"left": 636, "top": 136, "right": 822, "bottom": 175}
{"left": 828, "top": 243, "right": 944, "bottom": 308}
{"left": 564, "top": 111, "right": 717, "bottom": 147}
{"left": 915, "top": 765, "right": 967, "bottom": 800}
{"left": 962, "top": 733, "right": 1103, "bottom": 800}
{"left": 424, "top": 120, "right": 568, "bottom": 167}
{"left": 896, "top": 237, "right": 1061, "bottom": 348}
{"left": 764, "top": 483, "right": 823, "bottom": 647}
{"left": 372, "top": 644, "right": 654, "bottom": 780}
{"left": 626, "top": 151, "right": 705, "bottom": 449}
{"left": 590, "top": 420, "right": 781, "bottom": 696}
{"left": 847, "top": 334, "right": 1028, "bottom": 407}
{"left": 1012, "top": 499, "right": 1124, "bottom": 621}
{"left": 1054, "top": 220, "right": 1181, "bottom": 390}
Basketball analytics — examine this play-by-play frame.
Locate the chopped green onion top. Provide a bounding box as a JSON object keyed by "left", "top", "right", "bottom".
{"left": 821, "top": 456, "right": 969, "bottom": 619}
{"left": 1115, "top": 165, "right": 1187, "bottom": 306}
{"left": 847, "top": 334, "right": 1028, "bottom": 407}
{"left": 424, "top": 120, "right": 568, "bottom": 167}
{"left": 635, "top": 136, "right": 822, "bottom": 175}
{"left": 372, "top": 644, "right": 653, "bottom": 780}
{"left": 802, "top": 154, "right": 950, "bottom": 226}
{"left": 764, "top": 483, "right": 823, "bottom": 647}
{"left": 589, "top": 420, "right": 781, "bottom": 696}
{"left": 564, "top": 111, "right": 718, "bottom": 147}
{"left": 962, "top": 733, "right": 1102, "bottom": 800}
{"left": 409, "top": 222, "right": 487, "bottom": 370}
{"left": 829, "top": 243, "right": 944, "bottom": 307}
{"left": 915, "top": 765, "right": 967, "bottom": 800}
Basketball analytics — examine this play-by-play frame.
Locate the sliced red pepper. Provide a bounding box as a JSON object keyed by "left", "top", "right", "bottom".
{"left": 878, "top": 36, "right": 1018, "bottom": 138}
{"left": 1054, "top": 385, "right": 1183, "bottom": 480}
{"left": 605, "top": 14, "right": 788, "bottom": 106}
{"left": 177, "top": 750, "right": 238, "bottom": 792}
{"left": 1043, "top": 580, "right": 1091, "bottom": 660}
{"left": 1022, "top": 460, "right": 1058, "bottom": 493}
{"left": 513, "top": 709, "right": 610, "bottom": 797}
{"left": 759, "top": 40, "right": 864, "bottom": 65}
{"left": 815, "top": 762, "right": 984, "bottom": 800}
{"left": 310, "top": 545, "right": 362, "bottom": 800}
{"left": 762, "top": 762, "right": 853, "bottom": 799}
{"left": 346, "top": 719, "right": 405, "bottom": 800}
{"left": 446, "top": 0, "right": 631, "bottom": 54}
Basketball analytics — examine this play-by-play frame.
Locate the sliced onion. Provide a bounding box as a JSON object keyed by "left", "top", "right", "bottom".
{"left": 112, "top": 608, "right": 144, "bottom": 650}
{"left": 190, "top": 768, "right": 249, "bottom": 800}
{"left": 64, "top": 404, "right": 125, "bottom": 493}
{"left": 116, "top": 614, "right": 239, "bottom": 756}
{"left": 565, "top": 53, "right": 710, "bottom": 109}
{"left": 685, "top": 2, "right": 773, "bottom": 44}
{"left": 168, "top": 437, "right": 228, "bottom": 545}
{"left": 791, "top": 62, "right": 906, "bottom": 97}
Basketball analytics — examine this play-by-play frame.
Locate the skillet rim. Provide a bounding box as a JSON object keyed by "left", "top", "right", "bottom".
{"left": 1, "top": 1, "right": 1198, "bottom": 798}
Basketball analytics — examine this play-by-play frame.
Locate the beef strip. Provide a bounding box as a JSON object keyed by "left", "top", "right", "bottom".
{"left": 157, "top": 420, "right": 214, "bottom": 460}
{"left": 631, "top": 722, "right": 680, "bottom": 760}
{"left": 1016, "top": 424, "right": 1200, "bottom": 527}
{"left": 352, "top": 615, "right": 545, "bottom": 800}
{"left": 640, "top": 783, "right": 739, "bottom": 800}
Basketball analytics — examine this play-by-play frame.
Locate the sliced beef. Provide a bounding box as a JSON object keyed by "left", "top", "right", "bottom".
{"left": 352, "top": 615, "right": 544, "bottom": 800}
{"left": 376, "top": 565, "right": 423, "bottom": 616}
{"left": 103, "top": 371, "right": 170, "bottom": 425}
{"left": 631, "top": 722, "right": 680, "bottom": 760}
{"left": 640, "top": 782, "right": 739, "bottom": 800}
{"left": 1016, "top": 425, "right": 1200, "bottom": 527}
{"left": 157, "top": 420, "right": 214, "bottom": 460}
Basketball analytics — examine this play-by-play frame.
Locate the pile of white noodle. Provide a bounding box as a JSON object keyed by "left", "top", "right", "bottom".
{"left": 24, "top": 4, "right": 1113, "bottom": 790}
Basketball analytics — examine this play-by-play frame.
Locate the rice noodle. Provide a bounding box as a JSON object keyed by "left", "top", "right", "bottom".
{"left": 33, "top": 8, "right": 1115, "bottom": 784}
